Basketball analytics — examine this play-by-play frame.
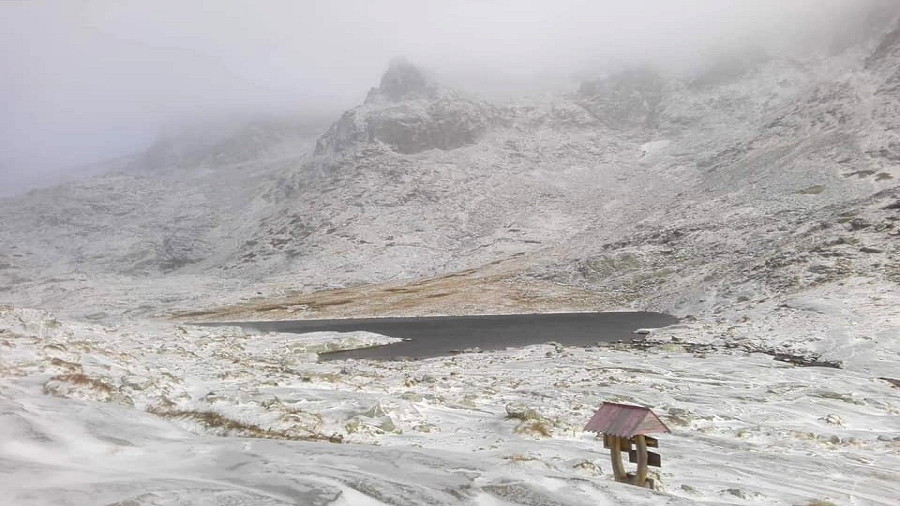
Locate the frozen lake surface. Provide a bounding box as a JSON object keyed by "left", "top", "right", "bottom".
{"left": 206, "top": 312, "right": 678, "bottom": 360}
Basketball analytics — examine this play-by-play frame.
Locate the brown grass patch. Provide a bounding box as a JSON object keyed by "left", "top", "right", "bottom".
{"left": 147, "top": 408, "right": 343, "bottom": 443}
{"left": 46, "top": 373, "right": 113, "bottom": 394}
{"left": 501, "top": 454, "right": 539, "bottom": 462}
{"left": 514, "top": 418, "right": 554, "bottom": 438}
{"left": 310, "top": 298, "right": 354, "bottom": 308}
{"left": 170, "top": 254, "right": 610, "bottom": 322}
{"left": 49, "top": 358, "right": 83, "bottom": 373}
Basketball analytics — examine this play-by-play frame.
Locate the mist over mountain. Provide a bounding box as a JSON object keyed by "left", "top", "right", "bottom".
{"left": 4, "top": 0, "right": 899, "bottom": 195}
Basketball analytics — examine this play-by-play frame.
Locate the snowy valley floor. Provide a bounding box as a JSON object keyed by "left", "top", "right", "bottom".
{"left": 1, "top": 277, "right": 899, "bottom": 505}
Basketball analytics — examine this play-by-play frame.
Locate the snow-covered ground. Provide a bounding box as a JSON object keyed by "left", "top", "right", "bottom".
{"left": 2, "top": 294, "right": 898, "bottom": 505}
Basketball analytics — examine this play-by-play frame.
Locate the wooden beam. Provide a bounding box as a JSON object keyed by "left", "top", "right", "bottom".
{"left": 610, "top": 435, "right": 627, "bottom": 482}
{"left": 635, "top": 435, "right": 649, "bottom": 487}
{"left": 629, "top": 450, "right": 661, "bottom": 467}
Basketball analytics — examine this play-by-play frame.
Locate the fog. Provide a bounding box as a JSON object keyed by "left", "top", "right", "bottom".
{"left": 0, "top": 0, "right": 890, "bottom": 196}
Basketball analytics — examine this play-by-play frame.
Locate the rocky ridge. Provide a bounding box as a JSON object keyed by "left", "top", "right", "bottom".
{"left": 315, "top": 58, "right": 499, "bottom": 156}
{"left": 0, "top": 17, "right": 899, "bottom": 322}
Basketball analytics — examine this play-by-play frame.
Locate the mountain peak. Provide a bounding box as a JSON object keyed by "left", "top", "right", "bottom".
{"left": 365, "top": 57, "right": 438, "bottom": 104}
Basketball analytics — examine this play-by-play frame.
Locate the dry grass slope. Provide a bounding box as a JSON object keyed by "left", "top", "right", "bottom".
{"left": 171, "top": 256, "right": 611, "bottom": 322}
{"left": 147, "top": 407, "right": 344, "bottom": 443}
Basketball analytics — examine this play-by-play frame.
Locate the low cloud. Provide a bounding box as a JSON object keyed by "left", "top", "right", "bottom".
{"left": 1, "top": 0, "right": 894, "bottom": 193}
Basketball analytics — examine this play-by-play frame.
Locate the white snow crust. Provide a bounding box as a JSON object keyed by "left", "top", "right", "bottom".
{"left": 1, "top": 303, "right": 898, "bottom": 505}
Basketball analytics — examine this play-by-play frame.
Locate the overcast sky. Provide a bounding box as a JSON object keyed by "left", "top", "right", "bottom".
{"left": 0, "top": 0, "right": 887, "bottom": 195}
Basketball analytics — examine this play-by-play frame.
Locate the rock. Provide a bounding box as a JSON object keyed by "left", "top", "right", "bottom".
{"left": 345, "top": 414, "right": 401, "bottom": 435}
{"left": 375, "top": 416, "right": 398, "bottom": 434}
{"left": 414, "top": 423, "right": 436, "bottom": 433}
{"left": 796, "top": 185, "right": 826, "bottom": 195}
{"left": 860, "top": 246, "right": 884, "bottom": 253}
{"left": 361, "top": 402, "right": 389, "bottom": 418}
{"left": 681, "top": 484, "right": 700, "bottom": 494}
{"left": 879, "top": 377, "right": 900, "bottom": 388}
{"left": 848, "top": 218, "right": 872, "bottom": 230}
{"left": 666, "top": 407, "right": 691, "bottom": 426}
{"left": 364, "top": 57, "right": 438, "bottom": 104}
{"left": 569, "top": 459, "right": 602, "bottom": 476}
{"left": 724, "top": 488, "right": 749, "bottom": 499}
{"left": 315, "top": 59, "right": 497, "bottom": 155}
{"left": 505, "top": 403, "right": 541, "bottom": 421}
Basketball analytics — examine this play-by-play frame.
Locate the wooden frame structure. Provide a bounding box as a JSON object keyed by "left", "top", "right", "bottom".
{"left": 584, "top": 402, "right": 670, "bottom": 488}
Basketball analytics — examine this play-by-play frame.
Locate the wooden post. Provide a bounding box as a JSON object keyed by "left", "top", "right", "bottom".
{"left": 635, "top": 435, "right": 649, "bottom": 487}
{"left": 609, "top": 435, "right": 627, "bottom": 483}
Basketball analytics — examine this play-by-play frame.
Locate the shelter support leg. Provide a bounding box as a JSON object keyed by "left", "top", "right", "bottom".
{"left": 609, "top": 435, "right": 627, "bottom": 483}
{"left": 635, "top": 435, "right": 649, "bottom": 488}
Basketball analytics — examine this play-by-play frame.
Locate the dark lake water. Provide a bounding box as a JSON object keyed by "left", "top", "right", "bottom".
{"left": 204, "top": 312, "right": 678, "bottom": 361}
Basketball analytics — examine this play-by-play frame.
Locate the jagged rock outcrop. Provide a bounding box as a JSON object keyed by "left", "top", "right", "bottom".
{"left": 364, "top": 57, "right": 438, "bottom": 104}
{"left": 315, "top": 59, "right": 497, "bottom": 156}
{"left": 576, "top": 67, "right": 665, "bottom": 130}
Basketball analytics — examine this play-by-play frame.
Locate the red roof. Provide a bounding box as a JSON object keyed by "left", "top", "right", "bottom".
{"left": 583, "top": 402, "right": 670, "bottom": 437}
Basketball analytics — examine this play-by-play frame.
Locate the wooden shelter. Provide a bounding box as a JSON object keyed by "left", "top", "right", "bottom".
{"left": 584, "top": 402, "right": 670, "bottom": 488}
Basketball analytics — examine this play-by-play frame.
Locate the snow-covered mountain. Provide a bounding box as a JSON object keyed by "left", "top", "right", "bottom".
{"left": 2, "top": 17, "right": 899, "bottom": 320}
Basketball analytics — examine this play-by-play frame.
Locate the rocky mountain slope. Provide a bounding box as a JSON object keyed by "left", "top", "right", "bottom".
{"left": 1, "top": 14, "right": 899, "bottom": 323}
